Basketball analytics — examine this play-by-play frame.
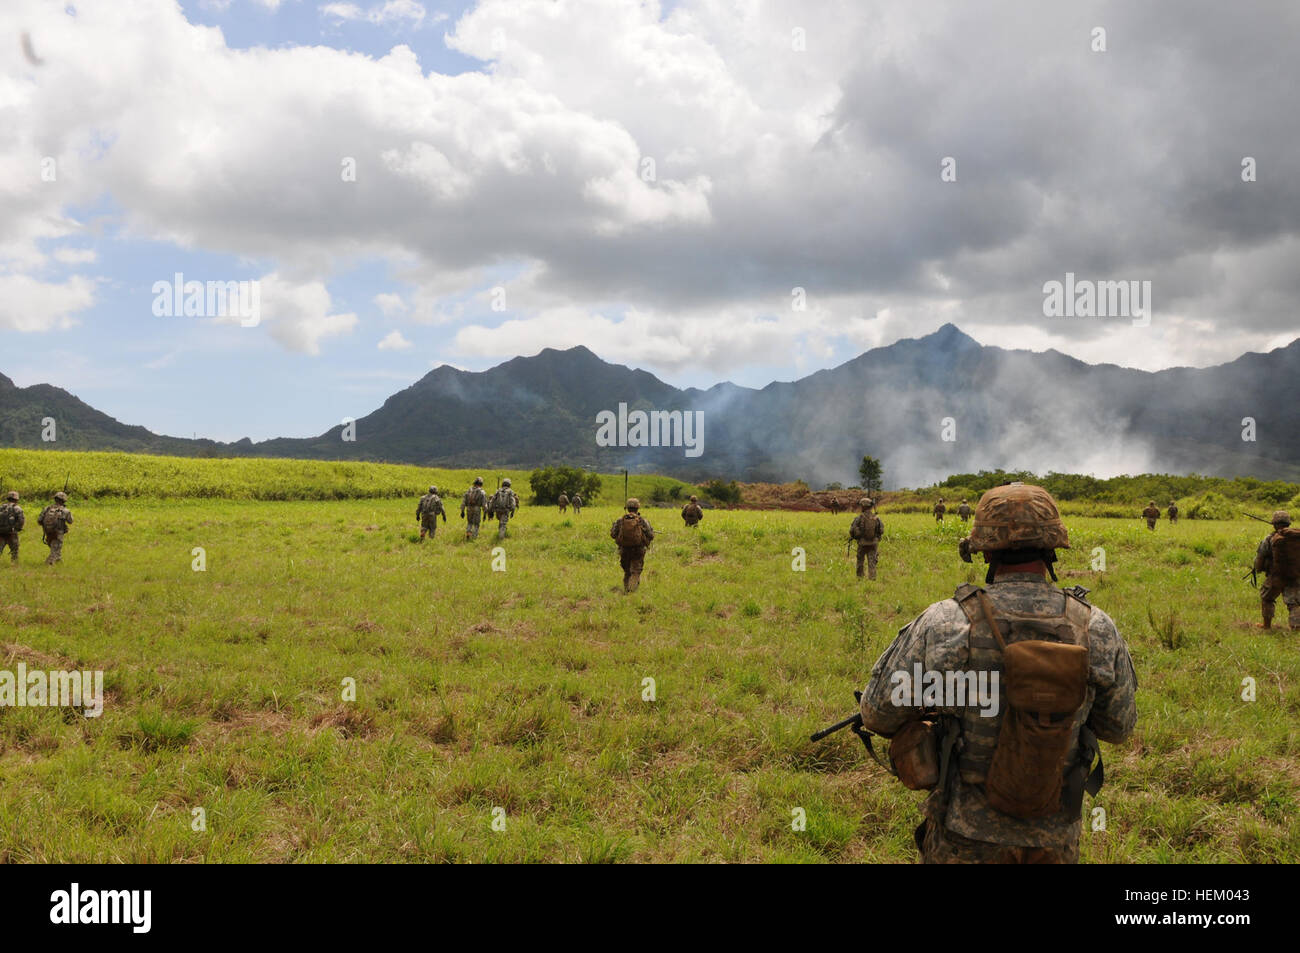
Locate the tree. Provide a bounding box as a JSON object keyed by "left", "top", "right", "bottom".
{"left": 528, "top": 466, "right": 602, "bottom": 504}
{"left": 858, "top": 455, "right": 883, "bottom": 497}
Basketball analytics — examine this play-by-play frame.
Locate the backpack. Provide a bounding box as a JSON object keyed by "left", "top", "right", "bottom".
{"left": 0, "top": 504, "right": 18, "bottom": 534}
{"left": 418, "top": 494, "right": 439, "bottom": 516}
{"left": 491, "top": 489, "right": 514, "bottom": 517}
{"left": 959, "top": 587, "right": 1092, "bottom": 819}
{"left": 852, "top": 514, "right": 879, "bottom": 543}
{"left": 616, "top": 513, "right": 646, "bottom": 547}
{"left": 1271, "top": 528, "right": 1300, "bottom": 584}
{"left": 40, "top": 506, "right": 67, "bottom": 535}
{"left": 684, "top": 503, "right": 702, "bottom": 522}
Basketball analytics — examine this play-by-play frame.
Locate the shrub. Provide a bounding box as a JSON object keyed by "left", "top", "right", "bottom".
{"left": 529, "top": 466, "right": 602, "bottom": 505}
{"left": 701, "top": 479, "right": 742, "bottom": 504}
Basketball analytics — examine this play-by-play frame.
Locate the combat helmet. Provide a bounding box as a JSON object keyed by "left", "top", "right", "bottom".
{"left": 429, "top": 485, "right": 438, "bottom": 495}
{"left": 1272, "top": 510, "right": 1291, "bottom": 527}
{"left": 1149, "top": 500, "right": 1156, "bottom": 507}
{"left": 860, "top": 497, "right": 873, "bottom": 510}
{"left": 502, "top": 478, "right": 511, "bottom": 488}
{"left": 473, "top": 477, "right": 484, "bottom": 486}
{"left": 626, "top": 498, "right": 640, "bottom": 511}
{"left": 963, "top": 482, "right": 1068, "bottom": 582}
{"left": 6, "top": 491, "right": 17, "bottom": 501}
{"left": 689, "top": 495, "right": 698, "bottom": 503}
{"left": 54, "top": 491, "right": 67, "bottom": 503}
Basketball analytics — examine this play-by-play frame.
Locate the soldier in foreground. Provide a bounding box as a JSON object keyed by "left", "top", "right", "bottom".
{"left": 1253, "top": 510, "right": 1300, "bottom": 630}
{"left": 958, "top": 499, "right": 972, "bottom": 522}
{"left": 934, "top": 498, "right": 946, "bottom": 522}
{"left": 490, "top": 478, "right": 520, "bottom": 540}
{"left": 849, "top": 497, "right": 883, "bottom": 580}
{"left": 416, "top": 485, "right": 447, "bottom": 542}
{"left": 570, "top": 492, "right": 583, "bottom": 515}
{"left": 681, "top": 494, "right": 704, "bottom": 527}
{"left": 858, "top": 483, "right": 1137, "bottom": 863}
{"left": 0, "top": 491, "right": 24, "bottom": 562}
{"left": 38, "top": 491, "right": 74, "bottom": 565}
{"left": 610, "top": 498, "right": 654, "bottom": 592}
{"left": 461, "top": 477, "right": 488, "bottom": 539}
{"left": 1167, "top": 500, "right": 1179, "bottom": 524}
{"left": 1142, "top": 500, "right": 1160, "bottom": 530}
{"left": 558, "top": 492, "right": 569, "bottom": 514}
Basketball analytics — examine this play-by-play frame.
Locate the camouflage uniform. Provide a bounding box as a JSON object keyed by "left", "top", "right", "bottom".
{"left": 1254, "top": 511, "right": 1300, "bottom": 630}
{"left": 610, "top": 498, "right": 655, "bottom": 592}
{"left": 37, "top": 492, "right": 73, "bottom": 565}
{"left": 934, "top": 499, "right": 946, "bottom": 523}
{"left": 1167, "top": 501, "right": 1179, "bottom": 524}
{"left": 462, "top": 479, "right": 488, "bottom": 539}
{"left": 1142, "top": 502, "right": 1160, "bottom": 530}
{"left": 0, "top": 492, "right": 24, "bottom": 562}
{"left": 416, "top": 487, "right": 447, "bottom": 541}
{"left": 958, "top": 501, "right": 972, "bottom": 522}
{"left": 859, "top": 483, "right": 1137, "bottom": 864}
{"left": 558, "top": 493, "right": 569, "bottom": 514}
{"left": 849, "top": 499, "right": 883, "bottom": 580}
{"left": 681, "top": 495, "right": 704, "bottom": 527}
{"left": 828, "top": 498, "right": 842, "bottom": 516}
{"left": 490, "top": 480, "right": 520, "bottom": 540}
{"left": 570, "top": 493, "right": 583, "bottom": 515}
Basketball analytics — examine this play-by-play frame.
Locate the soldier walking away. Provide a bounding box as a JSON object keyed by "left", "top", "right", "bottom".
{"left": 681, "top": 494, "right": 704, "bottom": 527}
{"left": 38, "top": 491, "right": 74, "bottom": 565}
{"left": 857, "top": 483, "right": 1137, "bottom": 864}
{"left": 558, "top": 492, "right": 569, "bottom": 514}
{"left": 828, "top": 498, "right": 842, "bottom": 516}
{"left": 490, "top": 478, "right": 520, "bottom": 540}
{"left": 0, "top": 491, "right": 25, "bottom": 563}
{"left": 1253, "top": 510, "right": 1300, "bottom": 630}
{"left": 1142, "top": 500, "right": 1160, "bottom": 530}
{"left": 570, "top": 492, "right": 583, "bottom": 516}
{"left": 610, "top": 498, "right": 655, "bottom": 593}
{"left": 849, "top": 497, "right": 884, "bottom": 580}
{"left": 1167, "top": 500, "right": 1179, "bottom": 524}
{"left": 958, "top": 499, "right": 972, "bottom": 522}
{"left": 416, "top": 485, "right": 447, "bottom": 542}
{"left": 462, "top": 477, "right": 488, "bottom": 539}
{"left": 934, "top": 498, "right": 946, "bottom": 523}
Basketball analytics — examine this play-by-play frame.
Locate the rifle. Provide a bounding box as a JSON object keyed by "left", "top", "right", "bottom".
{"left": 1242, "top": 568, "right": 1258, "bottom": 589}
{"left": 810, "top": 691, "right": 889, "bottom": 768}
{"left": 1243, "top": 512, "right": 1275, "bottom": 525}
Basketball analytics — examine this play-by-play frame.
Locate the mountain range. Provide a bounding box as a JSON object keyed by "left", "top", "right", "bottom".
{"left": 3, "top": 324, "right": 1298, "bottom": 488}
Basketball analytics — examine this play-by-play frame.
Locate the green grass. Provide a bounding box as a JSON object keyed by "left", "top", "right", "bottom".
{"left": 0, "top": 472, "right": 1296, "bottom": 862}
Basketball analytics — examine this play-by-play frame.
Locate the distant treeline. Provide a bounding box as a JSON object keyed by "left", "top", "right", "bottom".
{"left": 890, "top": 469, "right": 1300, "bottom": 519}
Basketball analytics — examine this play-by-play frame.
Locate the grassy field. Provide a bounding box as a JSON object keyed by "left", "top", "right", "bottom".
{"left": 1, "top": 477, "right": 1296, "bottom": 863}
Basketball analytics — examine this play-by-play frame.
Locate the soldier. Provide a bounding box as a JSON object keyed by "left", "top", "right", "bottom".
{"left": 1253, "top": 510, "right": 1300, "bottom": 631}
{"left": 558, "top": 492, "right": 569, "bottom": 514}
{"left": 958, "top": 499, "right": 972, "bottom": 522}
{"left": 490, "top": 478, "right": 520, "bottom": 540}
{"left": 570, "top": 492, "right": 583, "bottom": 516}
{"left": 681, "top": 494, "right": 704, "bottom": 527}
{"left": 610, "top": 498, "right": 655, "bottom": 592}
{"left": 858, "top": 483, "right": 1137, "bottom": 863}
{"left": 461, "top": 477, "right": 488, "bottom": 539}
{"left": 1167, "top": 500, "right": 1179, "bottom": 524}
{"left": 1142, "top": 500, "right": 1160, "bottom": 531}
{"left": 0, "top": 490, "right": 25, "bottom": 563}
{"left": 415, "top": 485, "right": 447, "bottom": 542}
{"left": 849, "top": 497, "right": 884, "bottom": 580}
{"left": 828, "top": 498, "right": 842, "bottom": 516}
{"left": 934, "top": 498, "right": 946, "bottom": 523}
{"left": 37, "top": 491, "right": 74, "bottom": 565}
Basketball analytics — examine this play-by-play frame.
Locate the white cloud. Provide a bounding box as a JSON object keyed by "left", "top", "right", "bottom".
{"left": 52, "top": 248, "right": 97, "bottom": 265}
{"left": 251, "top": 273, "right": 358, "bottom": 354}
{"left": 321, "top": 1, "right": 439, "bottom": 27}
{"left": 374, "top": 292, "right": 407, "bottom": 316}
{"left": 377, "top": 329, "right": 412, "bottom": 350}
{"left": 0, "top": 273, "right": 95, "bottom": 331}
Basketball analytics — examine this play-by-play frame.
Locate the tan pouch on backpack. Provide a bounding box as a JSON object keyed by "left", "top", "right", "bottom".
{"left": 975, "top": 592, "right": 1090, "bottom": 819}
{"left": 889, "top": 719, "right": 941, "bottom": 790}
{"left": 617, "top": 513, "right": 646, "bottom": 547}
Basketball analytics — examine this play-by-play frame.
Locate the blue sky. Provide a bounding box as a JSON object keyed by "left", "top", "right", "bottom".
{"left": 4, "top": 0, "right": 1298, "bottom": 442}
